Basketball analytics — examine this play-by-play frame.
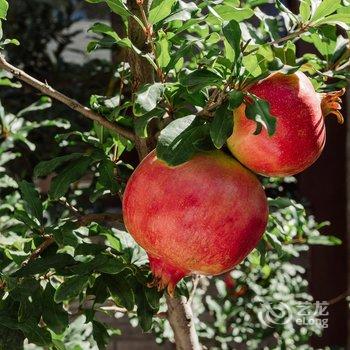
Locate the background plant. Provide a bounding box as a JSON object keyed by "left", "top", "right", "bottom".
{"left": 0, "top": 0, "right": 349, "bottom": 349}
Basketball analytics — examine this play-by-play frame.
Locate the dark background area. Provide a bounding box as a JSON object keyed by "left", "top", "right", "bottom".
{"left": 1, "top": 0, "right": 348, "bottom": 348}
{"left": 286, "top": 1, "right": 349, "bottom": 348}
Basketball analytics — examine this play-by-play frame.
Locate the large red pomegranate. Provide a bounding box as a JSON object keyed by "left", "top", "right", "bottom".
{"left": 123, "top": 151, "right": 268, "bottom": 295}
{"left": 227, "top": 71, "right": 344, "bottom": 177}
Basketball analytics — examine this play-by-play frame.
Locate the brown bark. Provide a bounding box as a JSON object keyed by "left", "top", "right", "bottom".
{"left": 127, "top": 0, "right": 154, "bottom": 90}
{"left": 127, "top": 0, "right": 157, "bottom": 158}
{"left": 166, "top": 295, "right": 202, "bottom": 350}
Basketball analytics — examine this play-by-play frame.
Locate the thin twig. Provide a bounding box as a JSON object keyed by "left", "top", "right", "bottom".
{"left": 188, "top": 275, "right": 200, "bottom": 305}
{"left": 98, "top": 305, "right": 168, "bottom": 318}
{"left": 327, "top": 290, "right": 349, "bottom": 305}
{"left": 76, "top": 212, "right": 123, "bottom": 226}
{"left": 137, "top": 1, "right": 165, "bottom": 83}
{"left": 244, "top": 25, "right": 310, "bottom": 56}
{"left": 22, "top": 237, "right": 55, "bottom": 266}
{"left": 197, "top": 88, "right": 228, "bottom": 119}
{"left": 59, "top": 199, "right": 80, "bottom": 216}
{"left": 0, "top": 55, "right": 135, "bottom": 141}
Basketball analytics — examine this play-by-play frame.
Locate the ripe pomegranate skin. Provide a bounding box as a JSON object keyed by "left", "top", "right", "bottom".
{"left": 227, "top": 71, "right": 344, "bottom": 177}
{"left": 123, "top": 151, "right": 268, "bottom": 294}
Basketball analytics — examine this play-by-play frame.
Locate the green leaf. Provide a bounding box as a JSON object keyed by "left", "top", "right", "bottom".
{"left": 144, "top": 287, "right": 162, "bottom": 311}
{"left": 92, "top": 321, "right": 109, "bottom": 350}
{"left": 18, "top": 299, "right": 36, "bottom": 323}
{"left": 75, "top": 243, "right": 106, "bottom": 256}
{"left": 156, "top": 116, "right": 212, "bottom": 166}
{"left": 0, "top": 38, "right": 20, "bottom": 47}
{"left": 19, "top": 322, "right": 52, "bottom": 346}
{"left": 42, "top": 283, "right": 69, "bottom": 334}
{"left": 268, "top": 197, "right": 304, "bottom": 212}
{"left": 89, "top": 22, "right": 132, "bottom": 48}
{"left": 0, "top": 0, "right": 8, "bottom": 20}
{"left": 18, "top": 181, "right": 43, "bottom": 224}
{"left": 93, "top": 255, "right": 128, "bottom": 275}
{"left": 275, "top": 0, "right": 298, "bottom": 21}
{"left": 52, "top": 222, "right": 80, "bottom": 248}
{"left": 311, "top": 0, "right": 341, "bottom": 22}
{"left": 209, "top": 5, "right": 254, "bottom": 22}
{"left": 207, "top": 32, "right": 221, "bottom": 44}
{"left": 14, "top": 209, "right": 40, "bottom": 229}
{"left": 103, "top": 233, "right": 122, "bottom": 252}
{"left": 87, "top": 275, "right": 109, "bottom": 304}
{"left": 98, "top": 159, "right": 118, "bottom": 193}
{"left": 210, "top": 101, "right": 233, "bottom": 149}
{"left": 228, "top": 90, "right": 244, "bottom": 110}
{"left": 105, "top": 275, "right": 135, "bottom": 311}
{"left": 180, "top": 69, "right": 222, "bottom": 89}
{"left": 307, "top": 235, "right": 342, "bottom": 246}
{"left": 34, "top": 153, "right": 83, "bottom": 178}
{"left": 242, "top": 53, "right": 265, "bottom": 77}
{"left": 69, "top": 254, "right": 128, "bottom": 275}
{"left": 0, "top": 76, "right": 21, "bottom": 88}
{"left": 245, "top": 95, "right": 276, "bottom": 136}
{"left": 299, "top": 0, "right": 311, "bottom": 22}
{"left": 222, "top": 20, "right": 241, "bottom": 62}
{"left": 301, "top": 26, "right": 336, "bottom": 58}
{"left": 52, "top": 339, "right": 66, "bottom": 350}
{"left": 149, "top": 0, "right": 177, "bottom": 25}
{"left": 156, "top": 30, "right": 171, "bottom": 68}
{"left": 165, "top": 42, "right": 193, "bottom": 72}
{"left": 86, "top": 0, "right": 130, "bottom": 17}
{"left": 135, "top": 286, "right": 154, "bottom": 332}
{"left": 17, "top": 97, "right": 52, "bottom": 117}
{"left": 12, "top": 254, "right": 76, "bottom": 277}
{"left": 265, "top": 232, "right": 283, "bottom": 255}
{"left": 0, "top": 174, "right": 18, "bottom": 189}
{"left": 54, "top": 275, "right": 90, "bottom": 303}
{"left": 313, "top": 14, "right": 350, "bottom": 28}
{"left": 49, "top": 157, "right": 92, "bottom": 200}
{"left": 164, "top": 1, "right": 198, "bottom": 23}
{"left": 133, "top": 83, "right": 164, "bottom": 116}
{"left": 175, "top": 279, "right": 189, "bottom": 298}
{"left": 273, "top": 41, "right": 296, "bottom": 66}
{"left": 134, "top": 109, "right": 163, "bottom": 138}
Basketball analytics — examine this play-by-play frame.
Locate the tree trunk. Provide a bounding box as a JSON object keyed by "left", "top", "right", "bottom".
{"left": 126, "top": 1, "right": 201, "bottom": 349}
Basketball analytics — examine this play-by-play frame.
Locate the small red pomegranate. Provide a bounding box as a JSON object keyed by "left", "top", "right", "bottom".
{"left": 227, "top": 71, "right": 345, "bottom": 177}
{"left": 123, "top": 151, "right": 268, "bottom": 295}
{"left": 223, "top": 273, "right": 248, "bottom": 297}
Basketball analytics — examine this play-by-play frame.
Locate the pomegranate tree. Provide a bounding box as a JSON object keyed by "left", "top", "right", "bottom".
{"left": 0, "top": 0, "right": 348, "bottom": 348}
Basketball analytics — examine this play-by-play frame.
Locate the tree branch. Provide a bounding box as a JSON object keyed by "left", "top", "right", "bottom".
{"left": 166, "top": 295, "right": 202, "bottom": 350}
{"left": 244, "top": 25, "right": 310, "bottom": 56}
{"left": 127, "top": 0, "right": 156, "bottom": 159}
{"left": 76, "top": 212, "right": 123, "bottom": 226}
{"left": 0, "top": 55, "right": 135, "bottom": 141}
{"left": 22, "top": 236, "right": 55, "bottom": 266}
{"left": 188, "top": 275, "right": 200, "bottom": 305}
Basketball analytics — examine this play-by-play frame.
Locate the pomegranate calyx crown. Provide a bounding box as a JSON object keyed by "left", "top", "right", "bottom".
{"left": 321, "top": 88, "right": 346, "bottom": 124}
